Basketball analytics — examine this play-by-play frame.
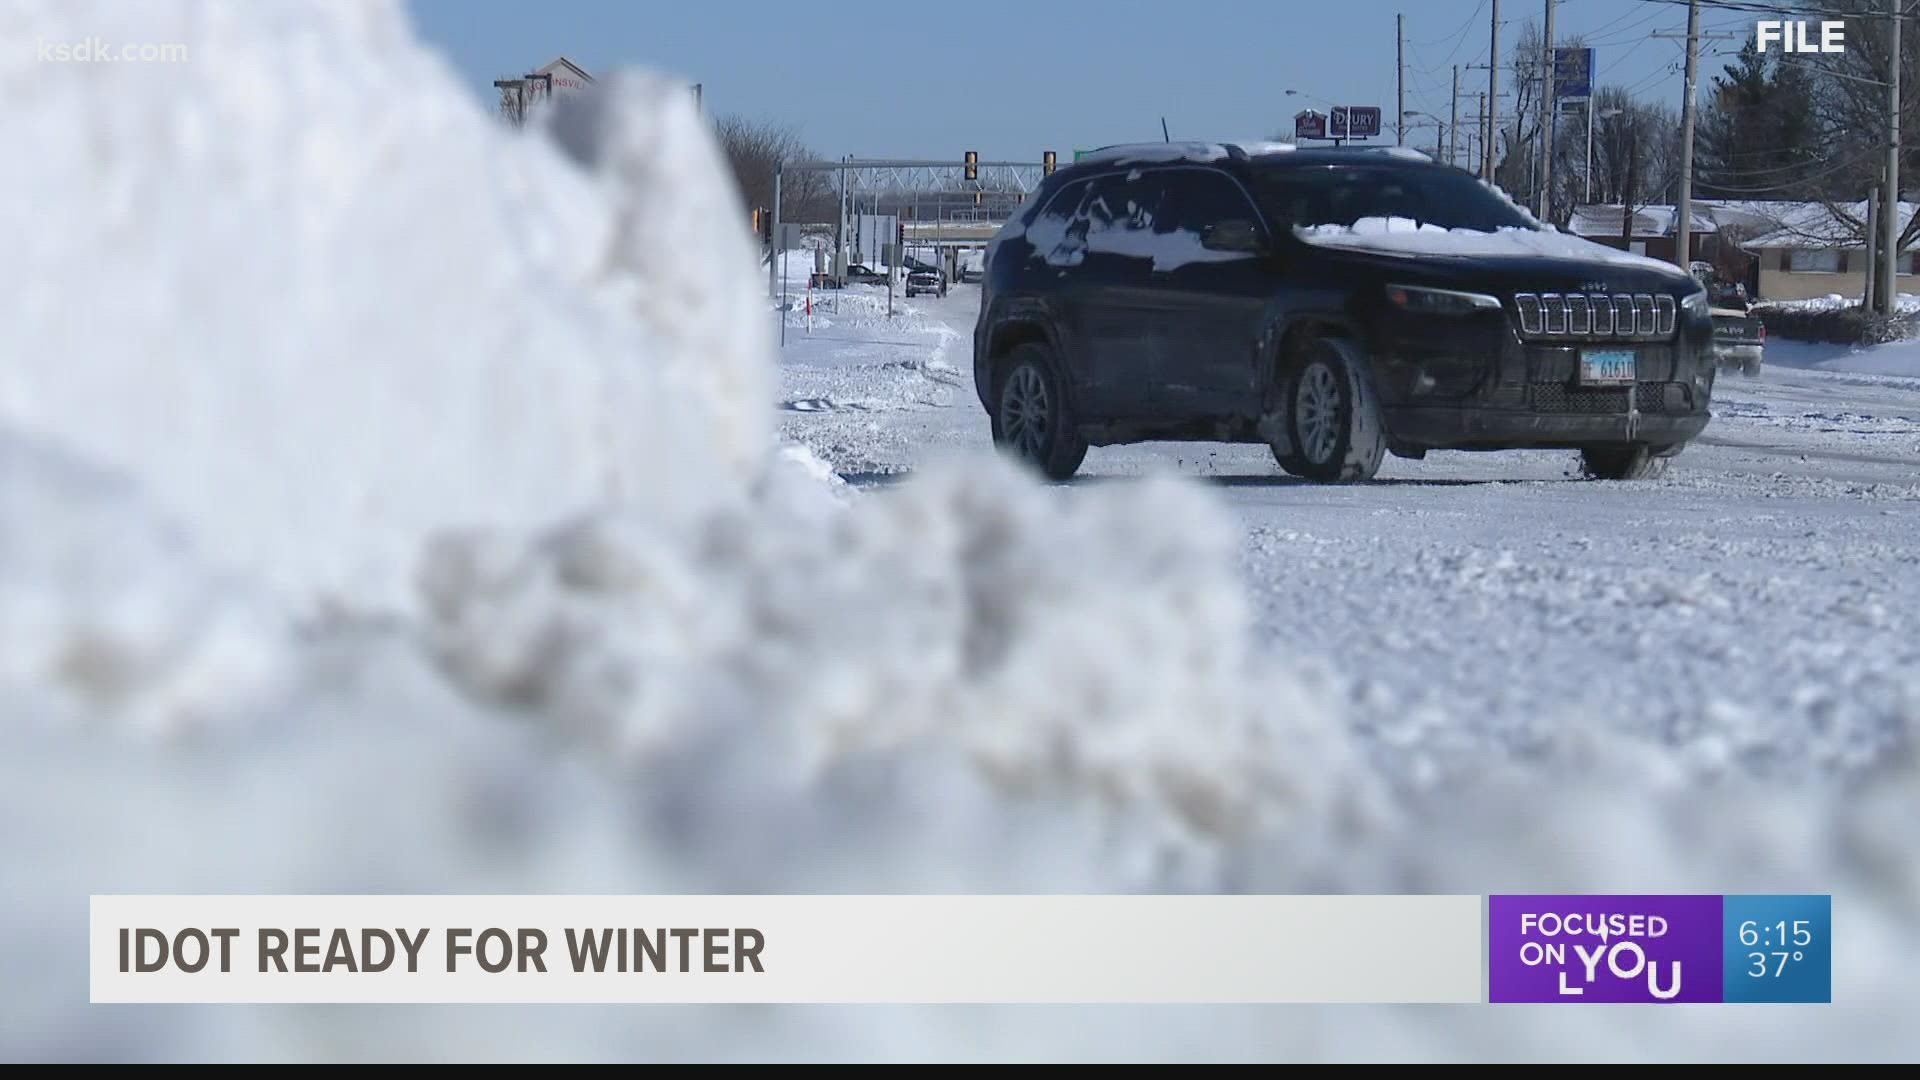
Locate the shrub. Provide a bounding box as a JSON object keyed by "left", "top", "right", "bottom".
{"left": 1752, "top": 303, "right": 1920, "bottom": 346}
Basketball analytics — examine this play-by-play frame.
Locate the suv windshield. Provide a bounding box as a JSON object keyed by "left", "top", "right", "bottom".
{"left": 1254, "top": 164, "right": 1536, "bottom": 233}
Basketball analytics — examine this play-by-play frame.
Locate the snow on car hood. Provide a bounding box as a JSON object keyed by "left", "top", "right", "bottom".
{"left": 1295, "top": 217, "right": 1696, "bottom": 281}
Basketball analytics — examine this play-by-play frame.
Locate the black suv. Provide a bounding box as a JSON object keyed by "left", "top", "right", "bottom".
{"left": 973, "top": 143, "right": 1715, "bottom": 481}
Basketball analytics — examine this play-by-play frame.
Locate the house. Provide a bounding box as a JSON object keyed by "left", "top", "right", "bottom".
{"left": 1740, "top": 201, "right": 1916, "bottom": 302}
{"left": 529, "top": 57, "right": 594, "bottom": 97}
{"left": 1566, "top": 201, "right": 1779, "bottom": 292}
{"left": 496, "top": 57, "right": 594, "bottom": 122}
{"left": 1569, "top": 200, "right": 1917, "bottom": 302}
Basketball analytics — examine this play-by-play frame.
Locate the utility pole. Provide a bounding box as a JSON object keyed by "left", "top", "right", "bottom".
{"left": 834, "top": 155, "right": 848, "bottom": 282}
{"left": 1397, "top": 13, "right": 1406, "bottom": 146}
{"left": 1541, "top": 0, "right": 1556, "bottom": 221}
{"left": 1622, "top": 139, "right": 1639, "bottom": 249}
{"left": 1865, "top": 189, "right": 1881, "bottom": 310}
{"left": 1882, "top": 0, "right": 1902, "bottom": 315}
{"left": 1673, "top": 0, "right": 1700, "bottom": 270}
{"left": 1486, "top": 0, "right": 1500, "bottom": 181}
{"left": 1480, "top": 91, "right": 1490, "bottom": 180}
{"left": 1450, "top": 65, "right": 1460, "bottom": 167}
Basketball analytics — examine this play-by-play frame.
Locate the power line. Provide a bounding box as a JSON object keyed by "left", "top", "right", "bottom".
{"left": 1409, "top": 1, "right": 1489, "bottom": 47}
{"left": 1692, "top": 147, "right": 1882, "bottom": 191}
{"left": 1697, "top": 146, "right": 1866, "bottom": 175}
{"left": 1628, "top": 0, "right": 1915, "bottom": 21}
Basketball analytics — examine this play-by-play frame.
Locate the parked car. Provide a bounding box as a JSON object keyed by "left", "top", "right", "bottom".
{"left": 974, "top": 143, "right": 1716, "bottom": 481}
{"left": 906, "top": 265, "right": 947, "bottom": 298}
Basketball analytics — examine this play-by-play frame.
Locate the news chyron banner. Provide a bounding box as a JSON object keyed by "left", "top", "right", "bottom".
{"left": 91, "top": 894, "right": 1830, "bottom": 1004}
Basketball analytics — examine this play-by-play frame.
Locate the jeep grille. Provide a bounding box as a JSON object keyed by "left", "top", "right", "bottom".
{"left": 1512, "top": 293, "right": 1675, "bottom": 341}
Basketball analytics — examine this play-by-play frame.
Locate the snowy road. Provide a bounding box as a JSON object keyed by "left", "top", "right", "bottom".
{"left": 778, "top": 284, "right": 1920, "bottom": 788}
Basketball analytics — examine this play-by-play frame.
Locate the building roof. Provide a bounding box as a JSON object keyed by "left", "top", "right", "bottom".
{"left": 531, "top": 56, "right": 594, "bottom": 88}
{"left": 1571, "top": 199, "right": 1917, "bottom": 251}
{"left": 1742, "top": 201, "right": 1916, "bottom": 250}
{"left": 1566, "top": 200, "right": 1782, "bottom": 240}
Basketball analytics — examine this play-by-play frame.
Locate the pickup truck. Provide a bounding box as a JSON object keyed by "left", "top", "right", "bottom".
{"left": 807, "top": 263, "right": 890, "bottom": 289}
{"left": 1690, "top": 264, "right": 1764, "bottom": 376}
{"left": 1711, "top": 307, "right": 1765, "bottom": 376}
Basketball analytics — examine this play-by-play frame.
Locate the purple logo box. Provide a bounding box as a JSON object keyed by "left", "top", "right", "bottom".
{"left": 1490, "top": 895, "right": 1724, "bottom": 1003}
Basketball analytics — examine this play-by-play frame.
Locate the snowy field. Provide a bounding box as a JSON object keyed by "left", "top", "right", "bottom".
{"left": 3, "top": 0, "right": 1918, "bottom": 1063}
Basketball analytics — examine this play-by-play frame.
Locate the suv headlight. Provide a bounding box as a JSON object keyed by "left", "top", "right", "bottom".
{"left": 1681, "top": 289, "right": 1710, "bottom": 319}
{"left": 1385, "top": 283, "right": 1503, "bottom": 316}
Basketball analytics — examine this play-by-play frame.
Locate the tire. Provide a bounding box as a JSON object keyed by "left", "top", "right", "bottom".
{"left": 1580, "top": 444, "right": 1670, "bottom": 480}
{"left": 1742, "top": 356, "right": 1762, "bottom": 377}
{"left": 1271, "top": 336, "right": 1386, "bottom": 483}
{"left": 992, "top": 343, "right": 1088, "bottom": 481}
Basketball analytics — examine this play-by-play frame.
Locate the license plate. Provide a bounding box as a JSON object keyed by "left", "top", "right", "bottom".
{"left": 1579, "top": 349, "right": 1636, "bottom": 386}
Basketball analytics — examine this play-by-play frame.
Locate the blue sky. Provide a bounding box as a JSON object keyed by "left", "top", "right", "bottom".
{"left": 405, "top": 0, "right": 1762, "bottom": 160}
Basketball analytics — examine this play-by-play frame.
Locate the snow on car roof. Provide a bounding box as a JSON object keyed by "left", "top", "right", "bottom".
{"left": 1070, "top": 142, "right": 1235, "bottom": 166}
{"left": 1071, "top": 141, "right": 1299, "bottom": 167}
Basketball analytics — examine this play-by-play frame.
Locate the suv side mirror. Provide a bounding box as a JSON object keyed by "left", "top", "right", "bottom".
{"left": 1203, "top": 219, "right": 1266, "bottom": 254}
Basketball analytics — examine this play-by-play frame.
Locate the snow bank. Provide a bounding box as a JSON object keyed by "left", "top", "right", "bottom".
{"left": 1, "top": 0, "right": 767, "bottom": 613}
{"left": 1295, "top": 217, "right": 1694, "bottom": 280}
{"left": 2, "top": 0, "right": 1917, "bottom": 1063}
{"left": 0, "top": 432, "right": 289, "bottom": 735}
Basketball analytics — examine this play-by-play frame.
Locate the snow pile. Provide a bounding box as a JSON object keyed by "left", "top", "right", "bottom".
{"left": 417, "top": 459, "right": 1329, "bottom": 838}
{"left": 1295, "top": 217, "right": 1693, "bottom": 279}
{"left": 1758, "top": 293, "right": 1919, "bottom": 315}
{"left": 1, "top": 0, "right": 767, "bottom": 613}
{"left": 0, "top": 433, "right": 289, "bottom": 735}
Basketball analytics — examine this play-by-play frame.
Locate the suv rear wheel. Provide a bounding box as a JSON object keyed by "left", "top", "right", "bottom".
{"left": 1580, "top": 444, "right": 1671, "bottom": 480}
{"left": 993, "top": 343, "right": 1088, "bottom": 480}
{"left": 1273, "top": 337, "right": 1386, "bottom": 483}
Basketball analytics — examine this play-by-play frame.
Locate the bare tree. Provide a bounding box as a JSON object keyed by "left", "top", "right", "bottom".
{"left": 1788, "top": 0, "right": 1918, "bottom": 257}
{"left": 1582, "top": 86, "right": 1680, "bottom": 209}
{"left": 711, "top": 115, "right": 837, "bottom": 230}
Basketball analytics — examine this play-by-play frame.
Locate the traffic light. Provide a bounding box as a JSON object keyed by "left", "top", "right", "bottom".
{"left": 1043, "top": 150, "right": 1056, "bottom": 176}
{"left": 896, "top": 221, "right": 905, "bottom": 248}
{"left": 964, "top": 150, "right": 978, "bottom": 182}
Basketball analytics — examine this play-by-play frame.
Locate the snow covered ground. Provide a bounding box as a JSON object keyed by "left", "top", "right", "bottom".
{"left": 4, "top": 0, "right": 1919, "bottom": 1063}
{"left": 1767, "top": 337, "right": 1920, "bottom": 379}
{"left": 782, "top": 287, "right": 1920, "bottom": 788}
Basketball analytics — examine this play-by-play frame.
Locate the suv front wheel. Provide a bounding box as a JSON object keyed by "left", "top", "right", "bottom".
{"left": 1273, "top": 336, "right": 1386, "bottom": 483}
{"left": 993, "top": 343, "right": 1088, "bottom": 480}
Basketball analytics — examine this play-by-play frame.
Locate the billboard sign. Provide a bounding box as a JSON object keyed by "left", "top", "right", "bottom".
{"left": 1293, "top": 110, "right": 1327, "bottom": 140}
{"left": 1328, "top": 106, "right": 1381, "bottom": 140}
{"left": 1554, "top": 47, "right": 1594, "bottom": 100}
